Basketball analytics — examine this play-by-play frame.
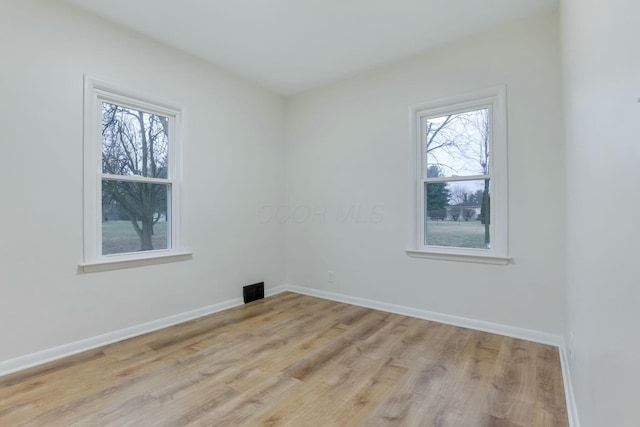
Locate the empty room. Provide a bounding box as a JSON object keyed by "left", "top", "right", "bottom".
{"left": 0, "top": 0, "right": 637, "bottom": 426}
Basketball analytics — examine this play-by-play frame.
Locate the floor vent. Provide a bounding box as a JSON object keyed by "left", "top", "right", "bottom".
{"left": 243, "top": 282, "right": 265, "bottom": 304}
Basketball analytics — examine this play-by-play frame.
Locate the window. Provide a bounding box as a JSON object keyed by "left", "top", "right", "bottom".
{"left": 82, "top": 77, "right": 188, "bottom": 271}
{"left": 407, "top": 87, "right": 508, "bottom": 264}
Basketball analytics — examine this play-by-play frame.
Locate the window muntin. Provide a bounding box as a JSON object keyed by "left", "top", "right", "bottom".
{"left": 411, "top": 87, "right": 508, "bottom": 261}
{"left": 83, "top": 77, "right": 183, "bottom": 267}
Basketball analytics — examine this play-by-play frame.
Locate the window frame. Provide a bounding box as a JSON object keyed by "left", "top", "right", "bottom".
{"left": 81, "top": 76, "right": 189, "bottom": 272}
{"left": 406, "top": 86, "right": 509, "bottom": 264}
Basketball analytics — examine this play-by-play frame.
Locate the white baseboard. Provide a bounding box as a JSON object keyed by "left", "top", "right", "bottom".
{"left": 286, "top": 285, "right": 563, "bottom": 346}
{"left": 265, "top": 285, "right": 287, "bottom": 297}
{"left": 0, "top": 285, "right": 284, "bottom": 377}
{"left": 558, "top": 339, "right": 581, "bottom": 427}
{"left": 286, "top": 284, "right": 579, "bottom": 426}
{"left": 0, "top": 285, "right": 290, "bottom": 377}
{"left": 0, "top": 283, "right": 578, "bottom": 426}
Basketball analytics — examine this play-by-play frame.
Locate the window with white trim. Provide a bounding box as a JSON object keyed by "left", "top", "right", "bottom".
{"left": 82, "top": 77, "right": 185, "bottom": 270}
{"left": 408, "top": 87, "right": 508, "bottom": 264}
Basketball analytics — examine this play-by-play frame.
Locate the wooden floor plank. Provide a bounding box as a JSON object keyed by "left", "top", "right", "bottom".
{"left": 0, "top": 292, "right": 569, "bottom": 426}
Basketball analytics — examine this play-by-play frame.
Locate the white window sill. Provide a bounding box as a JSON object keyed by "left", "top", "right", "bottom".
{"left": 79, "top": 252, "right": 193, "bottom": 273}
{"left": 405, "top": 249, "right": 510, "bottom": 265}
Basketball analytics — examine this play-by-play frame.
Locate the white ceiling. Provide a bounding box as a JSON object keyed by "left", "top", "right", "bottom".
{"left": 61, "top": 0, "right": 558, "bottom": 95}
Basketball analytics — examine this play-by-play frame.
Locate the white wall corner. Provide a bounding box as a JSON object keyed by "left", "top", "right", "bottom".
{"left": 265, "top": 284, "right": 288, "bottom": 297}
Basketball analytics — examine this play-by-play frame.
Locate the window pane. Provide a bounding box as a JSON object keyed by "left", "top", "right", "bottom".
{"left": 425, "top": 108, "right": 489, "bottom": 178}
{"left": 102, "top": 102, "right": 169, "bottom": 178}
{"left": 425, "top": 179, "right": 490, "bottom": 249}
{"left": 102, "top": 180, "right": 170, "bottom": 255}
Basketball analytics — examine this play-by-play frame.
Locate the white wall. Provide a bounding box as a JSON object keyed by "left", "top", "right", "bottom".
{"left": 285, "top": 12, "right": 566, "bottom": 334}
{"left": 562, "top": 0, "right": 640, "bottom": 426}
{"left": 6, "top": 2, "right": 638, "bottom": 423}
{"left": 0, "top": 0, "right": 286, "bottom": 362}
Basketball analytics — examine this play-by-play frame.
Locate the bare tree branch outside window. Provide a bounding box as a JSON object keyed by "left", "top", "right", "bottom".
{"left": 101, "top": 102, "right": 170, "bottom": 254}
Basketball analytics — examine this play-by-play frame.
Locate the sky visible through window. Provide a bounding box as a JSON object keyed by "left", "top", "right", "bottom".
{"left": 425, "top": 108, "right": 489, "bottom": 202}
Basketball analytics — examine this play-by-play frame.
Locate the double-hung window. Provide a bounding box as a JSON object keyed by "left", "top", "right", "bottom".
{"left": 407, "top": 86, "right": 509, "bottom": 264}
{"left": 82, "top": 77, "right": 187, "bottom": 271}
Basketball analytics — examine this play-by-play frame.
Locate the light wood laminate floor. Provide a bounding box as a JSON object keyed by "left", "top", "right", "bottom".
{"left": 0, "top": 292, "right": 569, "bottom": 426}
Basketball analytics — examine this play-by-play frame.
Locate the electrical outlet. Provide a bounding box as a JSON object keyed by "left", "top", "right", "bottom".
{"left": 328, "top": 270, "right": 334, "bottom": 283}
